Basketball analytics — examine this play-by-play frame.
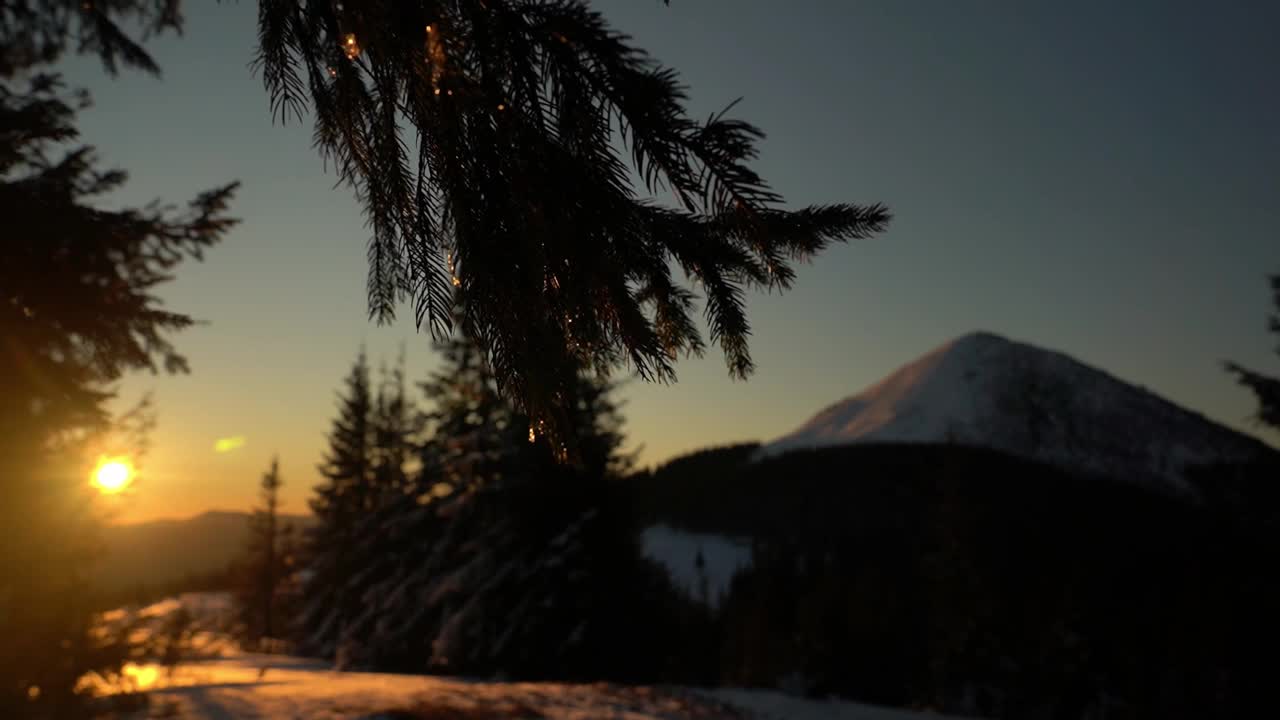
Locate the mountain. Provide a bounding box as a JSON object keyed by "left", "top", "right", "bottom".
{"left": 758, "top": 331, "right": 1275, "bottom": 493}
{"left": 98, "top": 510, "right": 312, "bottom": 593}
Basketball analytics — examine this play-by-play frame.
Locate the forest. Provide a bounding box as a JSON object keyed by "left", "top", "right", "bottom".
{"left": 220, "top": 333, "right": 1280, "bottom": 719}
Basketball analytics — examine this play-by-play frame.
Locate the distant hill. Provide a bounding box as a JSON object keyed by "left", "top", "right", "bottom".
{"left": 97, "top": 510, "right": 312, "bottom": 592}
{"left": 758, "top": 331, "right": 1276, "bottom": 493}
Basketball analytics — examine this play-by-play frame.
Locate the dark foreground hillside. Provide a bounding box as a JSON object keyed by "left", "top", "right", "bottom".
{"left": 627, "top": 443, "right": 1280, "bottom": 718}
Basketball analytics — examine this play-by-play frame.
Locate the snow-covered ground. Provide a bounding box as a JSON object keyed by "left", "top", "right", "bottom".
{"left": 109, "top": 653, "right": 965, "bottom": 719}
{"left": 90, "top": 592, "right": 241, "bottom": 666}
{"left": 86, "top": 594, "right": 961, "bottom": 719}
{"left": 640, "top": 524, "right": 753, "bottom": 609}
{"left": 89, "top": 595, "right": 972, "bottom": 719}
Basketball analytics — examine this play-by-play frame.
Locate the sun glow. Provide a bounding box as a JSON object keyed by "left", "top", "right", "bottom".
{"left": 121, "top": 663, "right": 159, "bottom": 691}
{"left": 92, "top": 457, "right": 133, "bottom": 494}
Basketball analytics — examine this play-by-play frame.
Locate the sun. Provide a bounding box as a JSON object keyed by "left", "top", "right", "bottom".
{"left": 92, "top": 457, "right": 133, "bottom": 494}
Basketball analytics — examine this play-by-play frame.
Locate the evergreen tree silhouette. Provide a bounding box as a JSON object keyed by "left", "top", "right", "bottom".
{"left": 1226, "top": 275, "right": 1280, "bottom": 431}
{"left": 299, "top": 350, "right": 375, "bottom": 657}
{"left": 1, "top": 6, "right": 236, "bottom": 712}
{"left": 420, "top": 321, "right": 528, "bottom": 492}
{"left": 312, "top": 328, "right": 651, "bottom": 675}
{"left": 252, "top": 0, "right": 890, "bottom": 448}
{"left": 237, "top": 457, "right": 287, "bottom": 648}
{"left": 371, "top": 349, "right": 416, "bottom": 495}
{"left": 326, "top": 350, "right": 423, "bottom": 666}
{"left": 0, "top": 1, "right": 183, "bottom": 77}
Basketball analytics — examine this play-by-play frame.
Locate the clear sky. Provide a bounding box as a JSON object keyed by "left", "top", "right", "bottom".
{"left": 64, "top": 0, "right": 1278, "bottom": 523}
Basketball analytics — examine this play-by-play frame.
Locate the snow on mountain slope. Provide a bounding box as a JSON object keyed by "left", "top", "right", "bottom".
{"left": 758, "top": 332, "right": 1274, "bottom": 493}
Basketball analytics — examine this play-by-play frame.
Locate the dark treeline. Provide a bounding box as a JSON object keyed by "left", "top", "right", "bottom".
{"left": 279, "top": 330, "right": 704, "bottom": 681}
{"left": 627, "top": 443, "right": 1280, "bottom": 719}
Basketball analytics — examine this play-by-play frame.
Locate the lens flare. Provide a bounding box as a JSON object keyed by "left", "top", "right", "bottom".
{"left": 214, "top": 436, "right": 247, "bottom": 453}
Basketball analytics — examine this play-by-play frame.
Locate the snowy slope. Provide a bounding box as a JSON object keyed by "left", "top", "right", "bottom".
{"left": 86, "top": 596, "right": 973, "bottom": 719}
{"left": 758, "top": 331, "right": 1274, "bottom": 493}
{"left": 641, "top": 524, "right": 753, "bottom": 609}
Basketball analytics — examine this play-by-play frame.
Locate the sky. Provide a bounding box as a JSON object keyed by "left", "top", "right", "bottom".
{"left": 62, "top": 0, "right": 1278, "bottom": 523}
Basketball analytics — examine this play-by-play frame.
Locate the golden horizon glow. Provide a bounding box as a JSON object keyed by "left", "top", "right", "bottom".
{"left": 92, "top": 457, "right": 133, "bottom": 494}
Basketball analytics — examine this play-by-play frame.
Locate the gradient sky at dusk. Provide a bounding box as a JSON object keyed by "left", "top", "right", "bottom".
{"left": 64, "top": 0, "right": 1278, "bottom": 522}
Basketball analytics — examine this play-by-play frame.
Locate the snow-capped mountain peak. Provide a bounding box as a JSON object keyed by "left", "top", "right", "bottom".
{"left": 758, "top": 332, "right": 1272, "bottom": 493}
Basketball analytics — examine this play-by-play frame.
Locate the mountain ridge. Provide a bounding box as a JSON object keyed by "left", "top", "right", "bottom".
{"left": 98, "top": 510, "right": 312, "bottom": 592}
{"left": 758, "top": 331, "right": 1276, "bottom": 493}
{"left": 108, "top": 508, "right": 311, "bottom": 528}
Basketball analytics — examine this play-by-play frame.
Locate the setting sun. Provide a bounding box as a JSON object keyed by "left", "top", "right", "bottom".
{"left": 92, "top": 457, "right": 133, "bottom": 494}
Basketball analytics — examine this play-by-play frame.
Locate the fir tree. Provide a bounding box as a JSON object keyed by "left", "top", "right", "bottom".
{"left": 237, "top": 456, "right": 290, "bottom": 649}
{"left": 328, "top": 350, "right": 423, "bottom": 665}
{"left": 419, "top": 324, "right": 526, "bottom": 492}
{"left": 1226, "top": 275, "right": 1280, "bottom": 431}
{"left": 330, "top": 329, "right": 515, "bottom": 667}
{"left": 0, "top": 1, "right": 183, "bottom": 77}
{"left": 299, "top": 350, "right": 375, "bottom": 657}
{"left": 252, "top": 0, "right": 891, "bottom": 447}
{"left": 1, "top": 6, "right": 237, "bottom": 711}
{"left": 552, "top": 369, "right": 636, "bottom": 480}
{"left": 315, "top": 349, "right": 376, "bottom": 516}
{"left": 371, "top": 349, "right": 416, "bottom": 495}
{"left": 326, "top": 328, "right": 665, "bottom": 678}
